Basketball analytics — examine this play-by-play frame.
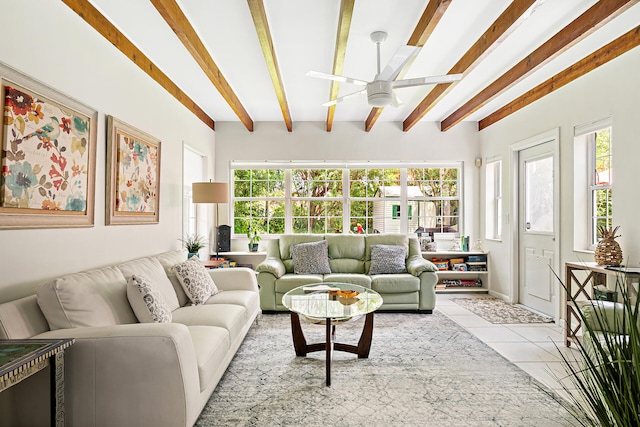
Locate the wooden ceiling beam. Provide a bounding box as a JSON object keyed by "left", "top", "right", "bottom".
{"left": 403, "top": 0, "right": 543, "bottom": 132}
{"left": 365, "top": 0, "right": 451, "bottom": 132}
{"left": 326, "top": 0, "right": 355, "bottom": 132}
{"left": 248, "top": 0, "right": 292, "bottom": 132}
{"left": 479, "top": 26, "right": 640, "bottom": 130}
{"left": 61, "top": 0, "right": 214, "bottom": 130}
{"left": 151, "top": 0, "right": 254, "bottom": 132}
{"left": 440, "top": 0, "right": 639, "bottom": 132}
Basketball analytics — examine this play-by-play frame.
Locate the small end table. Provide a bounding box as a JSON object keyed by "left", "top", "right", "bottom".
{"left": 0, "top": 338, "right": 74, "bottom": 426}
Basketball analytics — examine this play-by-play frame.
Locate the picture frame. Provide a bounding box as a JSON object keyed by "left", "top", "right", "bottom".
{"left": 106, "top": 115, "right": 161, "bottom": 225}
{"left": 0, "top": 62, "right": 97, "bottom": 229}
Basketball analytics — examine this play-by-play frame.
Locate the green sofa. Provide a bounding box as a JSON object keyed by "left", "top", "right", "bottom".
{"left": 256, "top": 234, "right": 438, "bottom": 313}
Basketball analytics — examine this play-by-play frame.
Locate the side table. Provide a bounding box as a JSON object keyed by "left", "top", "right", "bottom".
{"left": 564, "top": 261, "right": 640, "bottom": 346}
{"left": 0, "top": 338, "right": 74, "bottom": 426}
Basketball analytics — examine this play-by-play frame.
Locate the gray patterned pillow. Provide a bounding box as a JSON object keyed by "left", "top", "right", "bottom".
{"left": 292, "top": 240, "right": 331, "bottom": 274}
{"left": 369, "top": 244, "right": 407, "bottom": 275}
{"left": 127, "top": 275, "right": 172, "bottom": 323}
{"left": 172, "top": 258, "right": 220, "bottom": 305}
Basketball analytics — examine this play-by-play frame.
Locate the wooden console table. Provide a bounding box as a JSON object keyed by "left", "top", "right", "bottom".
{"left": 564, "top": 261, "right": 640, "bottom": 347}
{"left": 0, "top": 338, "right": 74, "bottom": 426}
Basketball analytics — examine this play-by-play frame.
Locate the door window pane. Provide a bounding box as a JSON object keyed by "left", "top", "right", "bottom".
{"left": 525, "top": 156, "right": 554, "bottom": 233}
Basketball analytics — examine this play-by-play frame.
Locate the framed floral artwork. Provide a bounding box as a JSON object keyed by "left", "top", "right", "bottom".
{"left": 106, "top": 115, "right": 161, "bottom": 225}
{"left": 0, "top": 63, "right": 97, "bottom": 229}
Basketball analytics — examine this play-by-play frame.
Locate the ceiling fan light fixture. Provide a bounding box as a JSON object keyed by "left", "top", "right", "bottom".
{"left": 308, "top": 30, "right": 461, "bottom": 108}
{"left": 367, "top": 80, "right": 392, "bottom": 107}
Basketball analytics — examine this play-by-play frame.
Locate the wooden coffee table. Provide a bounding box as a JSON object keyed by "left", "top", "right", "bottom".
{"left": 282, "top": 283, "right": 383, "bottom": 386}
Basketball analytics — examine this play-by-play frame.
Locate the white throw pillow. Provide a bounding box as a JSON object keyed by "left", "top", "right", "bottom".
{"left": 127, "top": 275, "right": 172, "bottom": 323}
{"left": 369, "top": 244, "right": 407, "bottom": 275}
{"left": 172, "top": 258, "right": 219, "bottom": 305}
{"left": 117, "top": 256, "right": 180, "bottom": 311}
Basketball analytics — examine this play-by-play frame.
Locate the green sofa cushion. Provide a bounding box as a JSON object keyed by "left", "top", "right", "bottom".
{"left": 274, "top": 275, "right": 323, "bottom": 294}
{"left": 324, "top": 274, "right": 371, "bottom": 288}
{"left": 325, "top": 235, "right": 365, "bottom": 259}
{"left": 371, "top": 274, "right": 420, "bottom": 293}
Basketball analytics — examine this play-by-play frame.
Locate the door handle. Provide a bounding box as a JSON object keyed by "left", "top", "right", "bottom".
{"left": 525, "top": 222, "right": 531, "bottom": 230}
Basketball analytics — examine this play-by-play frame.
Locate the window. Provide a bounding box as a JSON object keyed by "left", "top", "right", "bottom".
{"left": 392, "top": 205, "right": 412, "bottom": 219}
{"left": 350, "top": 167, "right": 401, "bottom": 234}
{"left": 590, "top": 127, "right": 612, "bottom": 245}
{"left": 573, "top": 117, "right": 612, "bottom": 250}
{"left": 230, "top": 162, "right": 462, "bottom": 236}
{"left": 485, "top": 159, "right": 502, "bottom": 240}
{"left": 233, "top": 169, "right": 285, "bottom": 234}
{"left": 292, "top": 168, "right": 343, "bottom": 233}
{"left": 407, "top": 167, "right": 459, "bottom": 234}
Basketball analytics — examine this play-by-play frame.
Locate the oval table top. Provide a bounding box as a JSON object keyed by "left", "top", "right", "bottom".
{"left": 282, "top": 282, "right": 383, "bottom": 321}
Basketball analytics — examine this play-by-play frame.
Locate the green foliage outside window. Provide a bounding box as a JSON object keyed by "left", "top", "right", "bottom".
{"left": 592, "top": 128, "right": 612, "bottom": 245}
{"left": 232, "top": 165, "right": 461, "bottom": 235}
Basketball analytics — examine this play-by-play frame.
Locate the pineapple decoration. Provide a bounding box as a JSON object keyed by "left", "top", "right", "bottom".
{"left": 595, "top": 225, "right": 623, "bottom": 266}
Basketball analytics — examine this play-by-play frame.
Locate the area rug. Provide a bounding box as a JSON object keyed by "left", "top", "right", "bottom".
{"left": 195, "top": 312, "right": 576, "bottom": 426}
{"left": 451, "top": 297, "right": 554, "bottom": 324}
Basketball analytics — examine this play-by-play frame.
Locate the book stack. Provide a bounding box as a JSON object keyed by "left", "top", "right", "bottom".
{"left": 466, "top": 255, "right": 487, "bottom": 271}
{"left": 438, "top": 279, "right": 483, "bottom": 288}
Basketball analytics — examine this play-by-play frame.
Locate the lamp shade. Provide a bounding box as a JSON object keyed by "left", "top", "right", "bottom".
{"left": 192, "top": 182, "right": 229, "bottom": 203}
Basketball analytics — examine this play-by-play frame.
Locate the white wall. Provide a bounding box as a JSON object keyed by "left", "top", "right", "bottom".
{"left": 479, "top": 46, "right": 640, "bottom": 302}
{"left": 214, "top": 120, "right": 482, "bottom": 247}
{"left": 0, "top": 1, "right": 216, "bottom": 301}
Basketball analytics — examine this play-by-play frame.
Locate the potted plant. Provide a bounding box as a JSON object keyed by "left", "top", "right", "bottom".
{"left": 181, "top": 233, "right": 207, "bottom": 259}
{"left": 554, "top": 270, "right": 640, "bottom": 426}
{"left": 247, "top": 230, "right": 261, "bottom": 252}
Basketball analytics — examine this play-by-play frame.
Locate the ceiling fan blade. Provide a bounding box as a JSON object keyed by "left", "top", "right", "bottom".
{"left": 321, "top": 89, "right": 366, "bottom": 107}
{"left": 392, "top": 73, "right": 463, "bottom": 89}
{"left": 391, "top": 91, "right": 403, "bottom": 107}
{"left": 306, "top": 71, "right": 368, "bottom": 86}
{"left": 377, "top": 45, "right": 421, "bottom": 81}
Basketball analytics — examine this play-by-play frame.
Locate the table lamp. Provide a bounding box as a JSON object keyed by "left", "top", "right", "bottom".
{"left": 192, "top": 181, "right": 229, "bottom": 260}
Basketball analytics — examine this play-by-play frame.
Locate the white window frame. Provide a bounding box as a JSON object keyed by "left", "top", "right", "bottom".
{"left": 588, "top": 128, "right": 613, "bottom": 247}
{"left": 573, "top": 117, "right": 612, "bottom": 251}
{"left": 485, "top": 157, "right": 502, "bottom": 240}
{"left": 229, "top": 161, "right": 462, "bottom": 237}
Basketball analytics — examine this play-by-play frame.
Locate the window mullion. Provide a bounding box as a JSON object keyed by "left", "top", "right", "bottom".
{"left": 400, "top": 169, "right": 408, "bottom": 232}
{"left": 285, "top": 169, "right": 292, "bottom": 234}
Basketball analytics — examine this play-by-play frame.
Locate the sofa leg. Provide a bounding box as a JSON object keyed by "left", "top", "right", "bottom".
{"left": 418, "top": 310, "right": 433, "bottom": 314}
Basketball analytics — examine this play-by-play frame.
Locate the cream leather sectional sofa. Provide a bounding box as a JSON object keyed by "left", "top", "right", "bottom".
{"left": 0, "top": 250, "right": 260, "bottom": 427}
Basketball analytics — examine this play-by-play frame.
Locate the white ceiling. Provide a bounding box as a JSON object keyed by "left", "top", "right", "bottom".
{"left": 86, "top": 0, "right": 640, "bottom": 129}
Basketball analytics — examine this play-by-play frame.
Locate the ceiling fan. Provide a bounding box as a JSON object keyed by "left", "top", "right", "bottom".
{"left": 307, "top": 31, "right": 462, "bottom": 108}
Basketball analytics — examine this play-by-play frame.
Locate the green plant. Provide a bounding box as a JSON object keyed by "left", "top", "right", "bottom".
{"left": 180, "top": 233, "right": 207, "bottom": 253}
{"left": 247, "top": 230, "right": 261, "bottom": 245}
{"left": 553, "top": 269, "right": 639, "bottom": 426}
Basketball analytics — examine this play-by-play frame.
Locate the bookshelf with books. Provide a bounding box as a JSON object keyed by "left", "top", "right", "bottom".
{"left": 422, "top": 251, "right": 489, "bottom": 293}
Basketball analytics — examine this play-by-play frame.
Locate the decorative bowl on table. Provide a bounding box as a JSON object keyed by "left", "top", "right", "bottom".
{"left": 336, "top": 290, "right": 359, "bottom": 305}
{"left": 337, "top": 290, "right": 359, "bottom": 299}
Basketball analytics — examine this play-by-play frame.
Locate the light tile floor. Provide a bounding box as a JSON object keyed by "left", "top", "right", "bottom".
{"left": 437, "top": 293, "right": 583, "bottom": 401}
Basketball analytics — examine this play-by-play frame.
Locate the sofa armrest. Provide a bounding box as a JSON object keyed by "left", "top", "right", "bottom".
{"left": 406, "top": 255, "right": 438, "bottom": 277}
{"left": 581, "top": 300, "right": 630, "bottom": 335}
{"left": 36, "top": 323, "right": 200, "bottom": 427}
{"left": 256, "top": 257, "right": 286, "bottom": 278}
{"left": 208, "top": 267, "right": 259, "bottom": 292}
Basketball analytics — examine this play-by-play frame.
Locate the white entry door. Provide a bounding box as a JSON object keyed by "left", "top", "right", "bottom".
{"left": 518, "top": 141, "right": 557, "bottom": 317}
